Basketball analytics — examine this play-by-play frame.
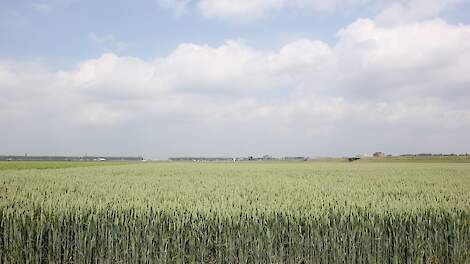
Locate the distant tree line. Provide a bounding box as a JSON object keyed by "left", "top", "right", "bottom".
{"left": 0, "top": 155, "right": 144, "bottom": 161}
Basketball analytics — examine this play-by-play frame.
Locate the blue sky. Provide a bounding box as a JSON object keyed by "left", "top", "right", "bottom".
{"left": 3, "top": 0, "right": 468, "bottom": 67}
{"left": 1, "top": 0, "right": 364, "bottom": 64}
{"left": 1, "top": 0, "right": 470, "bottom": 158}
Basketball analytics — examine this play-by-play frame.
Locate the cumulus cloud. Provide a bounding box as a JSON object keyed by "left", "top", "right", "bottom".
{"left": 334, "top": 19, "right": 470, "bottom": 98}
{"left": 197, "top": 0, "right": 284, "bottom": 20}
{"left": 2, "top": 18, "right": 470, "bottom": 156}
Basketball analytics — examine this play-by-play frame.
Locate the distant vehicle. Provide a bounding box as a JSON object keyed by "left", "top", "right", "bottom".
{"left": 348, "top": 157, "right": 361, "bottom": 162}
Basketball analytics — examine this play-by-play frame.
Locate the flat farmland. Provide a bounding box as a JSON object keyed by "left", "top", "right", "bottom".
{"left": 1, "top": 161, "right": 469, "bottom": 263}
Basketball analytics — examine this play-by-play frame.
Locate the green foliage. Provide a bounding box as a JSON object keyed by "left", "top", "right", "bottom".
{"left": 1, "top": 162, "right": 469, "bottom": 263}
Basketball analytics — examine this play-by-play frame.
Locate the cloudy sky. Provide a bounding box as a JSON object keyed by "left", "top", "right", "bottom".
{"left": 1, "top": 0, "right": 470, "bottom": 159}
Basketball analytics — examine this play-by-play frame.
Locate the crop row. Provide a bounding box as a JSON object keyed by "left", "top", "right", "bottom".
{"left": 1, "top": 205, "right": 469, "bottom": 263}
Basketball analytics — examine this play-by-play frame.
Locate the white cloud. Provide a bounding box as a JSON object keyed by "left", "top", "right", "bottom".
{"left": 197, "top": 0, "right": 284, "bottom": 21}
{"left": 376, "top": 0, "right": 465, "bottom": 25}
{"left": 334, "top": 18, "right": 470, "bottom": 98}
{"left": 159, "top": 0, "right": 468, "bottom": 23}
{"left": 2, "top": 18, "right": 470, "bottom": 155}
{"left": 292, "top": 0, "right": 372, "bottom": 12}
{"left": 157, "top": 41, "right": 282, "bottom": 94}
{"left": 158, "top": 0, "right": 192, "bottom": 16}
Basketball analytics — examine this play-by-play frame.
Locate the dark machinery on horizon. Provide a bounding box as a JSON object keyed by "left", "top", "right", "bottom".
{"left": 348, "top": 157, "right": 361, "bottom": 162}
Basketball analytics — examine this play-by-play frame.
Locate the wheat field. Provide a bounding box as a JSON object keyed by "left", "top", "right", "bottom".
{"left": 1, "top": 161, "right": 469, "bottom": 263}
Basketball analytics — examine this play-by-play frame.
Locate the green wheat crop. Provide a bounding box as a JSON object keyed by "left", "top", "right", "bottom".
{"left": 1, "top": 161, "right": 469, "bottom": 263}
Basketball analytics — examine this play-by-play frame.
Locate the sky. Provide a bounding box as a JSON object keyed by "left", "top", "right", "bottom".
{"left": 1, "top": 0, "right": 470, "bottom": 159}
